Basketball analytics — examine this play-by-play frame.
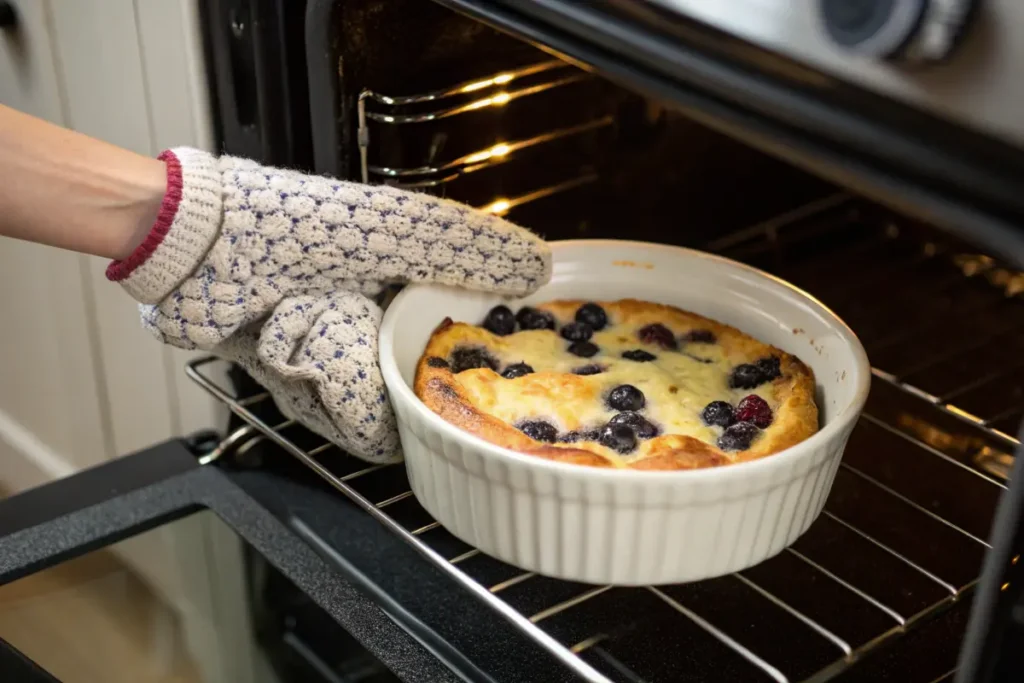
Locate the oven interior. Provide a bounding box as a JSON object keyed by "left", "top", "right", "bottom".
{"left": 196, "top": 2, "right": 1024, "bottom": 681}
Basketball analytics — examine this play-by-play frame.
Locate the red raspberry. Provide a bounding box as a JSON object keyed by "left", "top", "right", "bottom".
{"left": 735, "top": 395, "right": 773, "bottom": 428}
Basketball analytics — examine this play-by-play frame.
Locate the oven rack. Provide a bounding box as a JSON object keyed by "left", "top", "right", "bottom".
{"left": 717, "top": 194, "right": 1023, "bottom": 454}
{"left": 357, "top": 61, "right": 608, "bottom": 215}
{"left": 185, "top": 196, "right": 1017, "bottom": 682}
{"left": 187, "top": 355, "right": 997, "bottom": 683}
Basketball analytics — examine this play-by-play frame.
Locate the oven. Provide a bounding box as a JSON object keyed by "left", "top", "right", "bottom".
{"left": 1, "top": 1, "right": 1022, "bottom": 682}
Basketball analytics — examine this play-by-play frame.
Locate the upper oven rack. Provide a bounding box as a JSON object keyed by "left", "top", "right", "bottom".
{"left": 356, "top": 61, "right": 608, "bottom": 215}
{"left": 186, "top": 196, "right": 1018, "bottom": 683}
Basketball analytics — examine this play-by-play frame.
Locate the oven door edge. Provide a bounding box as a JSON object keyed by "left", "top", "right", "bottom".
{"left": 0, "top": 438, "right": 465, "bottom": 683}
{"left": 956, "top": 433, "right": 1024, "bottom": 683}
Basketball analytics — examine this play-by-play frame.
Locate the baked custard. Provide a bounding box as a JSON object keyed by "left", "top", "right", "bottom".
{"left": 414, "top": 299, "right": 818, "bottom": 470}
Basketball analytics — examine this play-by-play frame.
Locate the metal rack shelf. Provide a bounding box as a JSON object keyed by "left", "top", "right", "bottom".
{"left": 356, "top": 61, "right": 610, "bottom": 217}
{"left": 186, "top": 197, "right": 1018, "bottom": 683}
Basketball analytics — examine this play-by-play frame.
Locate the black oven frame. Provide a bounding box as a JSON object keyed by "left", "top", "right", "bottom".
{"left": 0, "top": 1, "right": 1022, "bottom": 682}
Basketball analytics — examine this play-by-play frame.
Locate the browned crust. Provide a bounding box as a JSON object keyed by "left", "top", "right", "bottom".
{"left": 414, "top": 300, "right": 818, "bottom": 471}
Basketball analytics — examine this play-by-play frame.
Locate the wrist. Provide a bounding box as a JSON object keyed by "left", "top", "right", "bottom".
{"left": 113, "top": 154, "right": 168, "bottom": 260}
{"left": 107, "top": 148, "right": 223, "bottom": 305}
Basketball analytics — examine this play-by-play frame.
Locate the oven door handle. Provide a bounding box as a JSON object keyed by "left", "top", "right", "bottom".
{"left": 0, "top": 428, "right": 254, "bottom": 584}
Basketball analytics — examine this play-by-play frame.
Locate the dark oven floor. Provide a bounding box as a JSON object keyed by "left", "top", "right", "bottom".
{"left": 191, "top": 196, "right": 1020, "bottom": 683}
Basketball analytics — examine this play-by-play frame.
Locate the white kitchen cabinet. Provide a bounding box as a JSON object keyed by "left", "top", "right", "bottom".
{"left": 0, "top": 2, "right": 261, "bottom": 681}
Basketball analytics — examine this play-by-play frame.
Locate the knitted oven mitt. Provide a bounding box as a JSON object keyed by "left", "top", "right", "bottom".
{"left": 107, "top": 148, "right": 551, "bottom": 463}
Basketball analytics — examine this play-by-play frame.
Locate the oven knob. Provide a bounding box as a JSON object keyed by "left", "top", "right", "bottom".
{"left": 820, "top": 0, "right": 980, "bottom": 63}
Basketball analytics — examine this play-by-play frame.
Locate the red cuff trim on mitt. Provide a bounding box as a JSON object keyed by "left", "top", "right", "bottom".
{"left": 105, "top": 150, "right": 183, "bottom": 282}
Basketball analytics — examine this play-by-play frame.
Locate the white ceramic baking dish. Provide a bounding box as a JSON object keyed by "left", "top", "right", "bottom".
{"left": 379, "top": 240, "right": 870, "bottom": 586}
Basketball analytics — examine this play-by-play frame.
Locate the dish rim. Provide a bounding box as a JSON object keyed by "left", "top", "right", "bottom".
{"left": 378, "top": 238, "right": 871, "bottom": 484}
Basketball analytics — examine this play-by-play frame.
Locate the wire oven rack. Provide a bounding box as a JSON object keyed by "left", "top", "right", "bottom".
{"left": 357, "top": 61, "right": 610, "bottom": 214}
{"left": 186, "top": 195, "right": 1020, "bottom": 683}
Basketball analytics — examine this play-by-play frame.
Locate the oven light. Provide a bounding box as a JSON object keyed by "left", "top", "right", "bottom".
{"left": 461, "top": 73, "right": 516, "bottom": 94}
{"left": 489, "top": 143, "right": 511, "bottom": 157}
{"left": 467, "top": 92, "right": 512, "bottom": 111}
{"left": 484, "top": 199, "right": 511, "bottom": 215}
{"left": 464, "top": 143, "right": 512, "bottom": 164}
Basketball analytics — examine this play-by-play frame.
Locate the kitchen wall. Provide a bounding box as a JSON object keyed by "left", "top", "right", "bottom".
{"left": 0, "top": 2, "right": 261, "bottom": 681}
{"left": 0, "top": 0, "right": 221, "bottom": 486}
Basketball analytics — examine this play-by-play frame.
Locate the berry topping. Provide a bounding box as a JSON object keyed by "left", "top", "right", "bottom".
{"left": 426, "top": 356, "right": 449, "bottom": 369}
{"left": 622, "top": 349, "right": 657, "bottom": 362}
{"left": 501, "top": 362, "right": 535, "bottom": 379}
{"left": 560, "top": 322, "right": 594, "bottom": 342}
{"left": 516, "top": 307, "right": 555, "bottom": 331}
{"left": 729, "top": 356, "right": 782, "bottom": 388}
{"left": 568, "top": 340, "right": 600, "bottom": 358}
{"left": 607, "top": 384, "right": 646, "bottom": 411}
{"left": 735, "top": 395, "right": 773, "bottom": 428}
{"left": 599, "top": 423, "right": 638, "bottom": 454}
{"left": 701, "top": 401, "right": 736, "bottom": 428}
{"left": 729, "top": 363, "right": 764, "bottom": 389}
{"left": 572, "top": 364, "right": 604, "bottom": 375}
{"left": 450, "top": 347, "right": 499, "bottom": 374}
{"left": 717, "top": 422, "right": 760, "bottom": 451}
{"left": 482, "top": 305, "right": 515, "bottom": 336}
{"left": 609, "top": 411, "right": 659, "bottom": 439}
{"left": 638, "top": 323, "right": 678, "bottom": 350}
{"left": 683, "top": 329, "right": 716, "bottom": 344}
{"left": 756, "top": 356, "right": 782, "bottom": 382}
{"left": 575, "top": 303, "right": 608, "bottom": 331}
{"left": 518, "top": 420, "right": 558, "bottom": 443}
{"left": 560, "top": 429, "right": 601, "bottom": 443}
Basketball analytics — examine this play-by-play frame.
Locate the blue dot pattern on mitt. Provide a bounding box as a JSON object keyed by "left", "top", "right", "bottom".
{"left": 118, "top": 148, "right": 552, "bottom": 463}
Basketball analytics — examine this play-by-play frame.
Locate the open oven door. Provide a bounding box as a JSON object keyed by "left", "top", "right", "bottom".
{"left": 0, "top": 433, "right": 472, "bottom": 683}
{"left": 0, "top": 403, "right": 598, "bottom": 683}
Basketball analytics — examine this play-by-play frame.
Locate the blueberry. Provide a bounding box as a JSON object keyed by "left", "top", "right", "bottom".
{"left": 735, "top": 394, "right": 773, "bottom": 428}
{"left": 683, "top": 329, "right": 716, "bottom": 344}
{"left": 501, "top": 362, "right": 534, "bottom": 379}
{"left": 560, "top": 322, "right": 594, "bottom": 342}
{"left": 701, "top": 400, "right": 735, "bottom": 428}
{"left": 599, "top": 423, "right": 638, "bottom": 454}
{"left": 717, "top": 422, "right": 760, "bottom": 451}
{"left": 426, "top": 356, "right": 449, "bottom": 369}
{"left": 568, "top": 341, "right": 600, "bottom": 358}
{"left": 518, "top": 420, "right": 558, "bottom": 443}
{"left": 756, "top": 356, "right": 782, "bottom": 382}
{"left": 482, "top": 305, "right": 515, "bottom": 336}
{"left": 560, "top": 429, "right": 601, "bottom": 443}
{"left": 450, "top": 347, "right": 498, "bottom": 373}
{"left": 729, "top": 357, "right": 781, "bottom": 388}
{"left": 638, "top": 323, "right": 677, "bottom": 350}
{"left": 575, "top": 303, "right": 608, "bottom": 331}
{"left": 729, "top": 363, "right": 764, "bottom": 389}
{"left": 607, "top": 384, "right": 645, "bottom": 411}
{"left": 609, "top": 411, "right": 659, "bottom": 439}
{"left": 622, "top": 349, "right": 657, "bottom": 362}
{"left": 572, "top": 364, "right": 604, "bottom": 376}
{"left": 516, "top": 307, "right": 555, "bottom": 331}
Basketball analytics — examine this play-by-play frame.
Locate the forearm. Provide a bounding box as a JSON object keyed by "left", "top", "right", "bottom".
{"left": 0, "top": 105, "right": 167, "bottom": 260}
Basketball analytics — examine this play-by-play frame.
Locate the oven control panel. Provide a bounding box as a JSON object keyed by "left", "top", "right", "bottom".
{"left": 649, "top": 0, "right": 1024, "bottom": 147}
{"left": 820, "top": 0, "right": 978, "bottom": 62}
